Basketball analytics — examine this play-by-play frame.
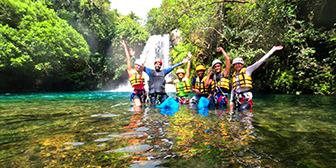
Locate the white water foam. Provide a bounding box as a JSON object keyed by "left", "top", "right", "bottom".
{"left": 111, "top": 34, "right": 176, "bottom": 92}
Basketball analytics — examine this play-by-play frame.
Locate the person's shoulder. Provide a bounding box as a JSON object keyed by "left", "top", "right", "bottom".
{"left": 220, "top": 71, "right": 228, "bottom": 77}
{"left": 128, "top": 68, "right": 135, "bottom": 74}
{"left": 127, "top": 69, "right": 136, "bottom": 77}
{"left": 182, "top": 77, "right": 190, "bottom": 81}
{"left": 144, "top": 67, "right": 152, "bottom": 73}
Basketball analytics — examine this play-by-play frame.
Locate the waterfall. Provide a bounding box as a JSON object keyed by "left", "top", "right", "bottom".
{"left": 140, "top": 34, "right": 176, "bottom": 92}
{"left": 112, "top": 34, "right": 176, "bottom": 93}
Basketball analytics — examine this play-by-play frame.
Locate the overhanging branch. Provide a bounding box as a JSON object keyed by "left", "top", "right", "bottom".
{"left": 202, "top": 27, "right": 238, "bottom": 48}
{"left": 204, "top": 0, "right": 251, "bottom": 7}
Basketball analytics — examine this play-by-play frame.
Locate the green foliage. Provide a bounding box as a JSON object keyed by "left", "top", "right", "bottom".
{"left": 1, "top": 0, "right": 334, "bottom": 94}
{"left": 0, "top": 0, "right": 91, "bottom": 92}
{"left": 0, "top": 0, "right": 148, "bottom": 91}
{"left": 44, "top": 0, "right": 148, "bottom": 90}
{"left": 145, "top": 0, "right": 336, "bottom": 95}
{"left": 42, "top": 0, "right": 119, "bottom": 89}
{"left": 170, "top": 42, "right": 199, "bottom": 79}
{"left": 108, "top": 16, "right": 149, "bottom": 83}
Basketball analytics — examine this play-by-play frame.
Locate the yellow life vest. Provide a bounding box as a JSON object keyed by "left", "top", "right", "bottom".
{"left": 129, "top": 69, "right": 145, "bottom": 86}
{"left": 174, "top": 78, "right": 191, "bottom": 94}
{"left": 232, "top": 68, "right": 252, "bottom": 90}
{"left": 195, "top": 76, "right": 212, "bottom": 95}
{"left": 213, "top": 71, "right": 230, "bottom": 90}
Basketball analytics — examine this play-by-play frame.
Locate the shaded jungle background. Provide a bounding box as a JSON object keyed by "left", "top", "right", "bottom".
{"left": 0, "top": 0, "right": 335, "bottom": 95}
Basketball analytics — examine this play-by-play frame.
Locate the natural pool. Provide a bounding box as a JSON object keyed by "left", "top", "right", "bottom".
{"left": 0, "top": 92, "right": 335, "bottom": 167}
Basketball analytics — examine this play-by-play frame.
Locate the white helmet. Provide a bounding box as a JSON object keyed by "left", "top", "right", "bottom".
{"left": 211, "top": 59, "right": 223, "bottom": 68}
{"left": 232, "top": 58, "right": 244, "bottom": 65}
{"left": 176, "top": 69, "right": 185, "bottom": 74}
{"left": 134, "top": 59, "right": 143, "bottom": 66}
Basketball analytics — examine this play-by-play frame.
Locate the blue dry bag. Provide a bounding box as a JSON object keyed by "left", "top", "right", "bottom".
{"left": 197, "top": 97, "right": 209, "bottom": 117}
{"left": 156, "top": 97, "right": 180, "bottom": 116}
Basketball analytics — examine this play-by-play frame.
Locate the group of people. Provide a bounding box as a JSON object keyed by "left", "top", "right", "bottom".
{"left": 121, "top": 40, "right": 283, "bottom": 112}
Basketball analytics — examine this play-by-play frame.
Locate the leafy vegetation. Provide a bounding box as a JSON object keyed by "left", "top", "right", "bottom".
{"left": 43, "top": 0, "right": 149, "bottom": 90}
{"left": 0, "top": 0, "right": 148, "bottom": 92}
{"left": 0, "top": 0, "right": 91, "bottom": 91}
{"left": 0, "top": 0, "right": 335, "bottom": 94}
{"left": 146, "top": 0, "right": 336, "bottom": 95}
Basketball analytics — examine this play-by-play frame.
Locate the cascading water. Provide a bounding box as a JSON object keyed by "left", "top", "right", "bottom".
{"left": 140, "top": 34, "right": 176, "bottom": 92}
{"left": 113, "top": 34, "right": 176, "bottom": 93}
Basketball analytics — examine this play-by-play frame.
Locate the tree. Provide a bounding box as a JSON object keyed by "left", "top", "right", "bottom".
{"left": 0, "top": 0, "right": 91, "bottom": 92}
{"left": 43, "top": 0, "right": 149, "bottom": 90}
{"left": 145, "top": 0, "right": 336, "bottom": 95}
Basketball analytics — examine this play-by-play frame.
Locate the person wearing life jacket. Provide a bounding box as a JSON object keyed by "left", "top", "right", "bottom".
{"left": 205, "top": 47, "right": 231, "bottom": 109}
{"left": 120, "top": 41, "right": 148, "bottom": 110}
{"left": 167, "top": 52, "right": 192, "bottom": 104}
{"left": 137, "top": 54, "right": 191, "bottom": 105}
{"left": 230, "top": 46, "right": 283, "bottom": 112}
{"left": 190, "top": 64, "right": 214, "bottom": 107}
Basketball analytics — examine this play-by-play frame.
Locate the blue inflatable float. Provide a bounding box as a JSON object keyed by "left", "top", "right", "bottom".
{"left": 197, "top": 97, "right": 209, "bottom": 117}
{"left": 156, "top": 97, "right": 180, "bottom": 116}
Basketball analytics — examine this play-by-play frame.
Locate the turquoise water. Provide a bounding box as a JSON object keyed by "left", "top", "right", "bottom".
{"left": 0, "top": 92, "right": 335, "bottom": 167}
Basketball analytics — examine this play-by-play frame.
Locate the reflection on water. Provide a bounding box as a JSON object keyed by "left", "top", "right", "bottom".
{"left": 63, "top": 142, "right": 85, "bottom": 146}
{"left": 91, "top": 113, "right": 120, "bottom": 117}
{"left": 0, "top": 92, "right": 335, "bottom": 167}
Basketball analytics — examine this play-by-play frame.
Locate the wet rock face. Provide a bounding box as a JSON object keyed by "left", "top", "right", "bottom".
{"left": 170, "top": 29, "right": 182, "bottom": 47}
{"left": 298, "top": 0, "right": 336, "bottom": 29}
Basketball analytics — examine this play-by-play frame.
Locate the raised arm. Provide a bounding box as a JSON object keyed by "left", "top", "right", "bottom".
{"left": 142, "top": 50, "right": 149, "bottom": 67}
{"left": 217, "top": 47, "right": 231, "bottom": 77}
{"left": 164, "top": 62, "right": 183, "bottom": 75}
{"left": 164, "top": 53, "right": 191, "bottom": 75}
{"left": 129, "top": 48, "right": 135, "bottom": 59}
{"left": 185, "top": 52, "right": 192, "bottom": 79}
{"left": 245, "top": 45, "right": 283, "bottom": 76}
{"left": 120, "top": 40, "right": 132, "bottom": 72}
{"left": 205, "top": 67, "right": 213, "bottom": 87}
